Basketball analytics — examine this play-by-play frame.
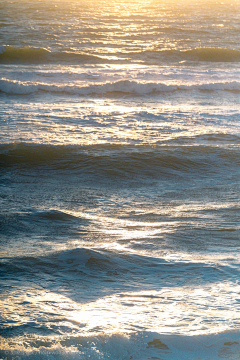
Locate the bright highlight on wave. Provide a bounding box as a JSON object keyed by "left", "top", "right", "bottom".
{"left": 1, "top": 77, "right": 240, "bottom": 96}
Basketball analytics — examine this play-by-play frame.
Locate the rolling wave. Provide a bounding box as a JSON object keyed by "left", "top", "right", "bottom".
{"left": 140, "top": 47, "right": 240, "bottom": 63}
{"left": 0, "top": 246, "right": 229, "bottom": 286}
{"left": 0, "top": 46, "right": 106, "bottom": 64}
{"left": 1, "top": 143, "right": 239, "bottom": 177}
{"left": 1, "top": 46, "right": 240, "bottom": 65}
{"left": 1, "top": 78, "right": 240, "bottom": 96}
{"left": 184, "top": 47, "right": 240, "bottom": 62}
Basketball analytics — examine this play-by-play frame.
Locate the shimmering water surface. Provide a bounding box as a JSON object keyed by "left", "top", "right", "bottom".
{"left": 0, "top": 0, "right": 240, "bottom": 359}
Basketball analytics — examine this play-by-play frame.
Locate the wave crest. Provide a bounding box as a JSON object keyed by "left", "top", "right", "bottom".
{"left": 1, "top": 78, "right": 240, "bottom": 96}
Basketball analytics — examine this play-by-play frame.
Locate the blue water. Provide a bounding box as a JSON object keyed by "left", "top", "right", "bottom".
{"left": 1, "top": 0, "right": 240, "bottom": 359}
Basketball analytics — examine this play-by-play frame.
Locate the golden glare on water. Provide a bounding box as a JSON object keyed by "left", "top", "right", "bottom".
{"left": 1, "top": 283, "right": 239, "bottom": 346}
{"left": 1, "top": 0, "right": 240, "bottom": 357}
{"left": 3, "top": 97, "right": 230, "bottom": 146}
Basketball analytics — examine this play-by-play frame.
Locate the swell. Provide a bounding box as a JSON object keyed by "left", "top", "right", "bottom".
{"left": 0, "top": 209, "right": 86, "bottom": 238}
{"left": 0, "top": 46, "right": 107, "bottom": 64}
{"left": 0, "top": 246, "right": 231, "bottom": 287}
{"left": 1, "top": 78, "right": 240, "bottom": 96}
{"left": 1, "top": 46, "right": 240, "bottom": 65}
{"left": 140, "top": 47, "right": 240, "bottom": 63}
{"left": 184, "top": 47, "right": 240, "bottom": 62}
{"left": 0, "top": 143, "right": 239, "bottom": 178}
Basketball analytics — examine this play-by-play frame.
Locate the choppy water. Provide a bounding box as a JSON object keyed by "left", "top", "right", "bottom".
{"left": 1, "top": 0, "right": 240, "bottom": 359}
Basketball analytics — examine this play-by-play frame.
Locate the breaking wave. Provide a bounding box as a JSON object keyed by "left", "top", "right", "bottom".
{"left": 0, "top": 332, "right": 157, "bottom": 360}
{"left": 1, "top": 326, "right": 240, "bottom": 360}
{"left": 1, "top": 78, "right": 240, "bottom": 96}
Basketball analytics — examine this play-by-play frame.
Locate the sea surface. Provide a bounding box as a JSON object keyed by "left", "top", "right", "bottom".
{"left": 1, "top": 0, "right": 240, "bottom": 359}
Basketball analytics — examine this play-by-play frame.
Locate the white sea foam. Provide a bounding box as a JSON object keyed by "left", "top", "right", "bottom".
{"left": 1, "top": 331, "right": 240, "bottom": 360}
{"left": 1, "top": 78, "right": 240, "bottom": 96}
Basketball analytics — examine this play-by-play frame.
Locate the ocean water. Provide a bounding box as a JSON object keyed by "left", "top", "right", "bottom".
{"left": 1, "top": 0, "right": 240, "bottom": 359}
